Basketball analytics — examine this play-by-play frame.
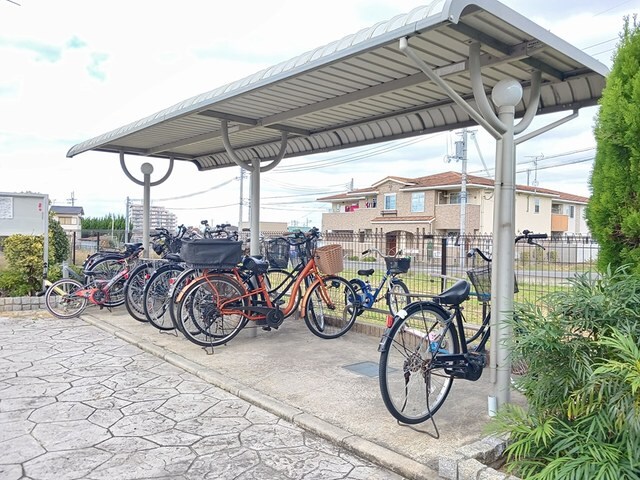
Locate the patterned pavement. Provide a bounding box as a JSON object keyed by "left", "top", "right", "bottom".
{"left": 0, "top": 314, "right": 403, "bottom": 480}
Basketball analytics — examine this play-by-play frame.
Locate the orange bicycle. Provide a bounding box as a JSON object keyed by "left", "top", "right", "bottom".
{"left": 173, "top": 228, "right": 360, "bottom": 347}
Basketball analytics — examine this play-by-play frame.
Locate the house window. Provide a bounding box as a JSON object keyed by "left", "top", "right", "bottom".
{"left": 411, "top": 192, "right": 424, "bottom": 212}
{"left": 384, "top": 193, "right": 396, "bottom": 210}
{"left": 569, "top": 205, "right": 575, "bottom": 218}
{"left": 534, "top": 198, "right": 540, "bottom": 214}
{"left": 551, "top": 204, "right": 562, "bottom": 214}
{"left": 59, "top": 217, "right": 72, "bottom": 225}
{"left": 449, "top": 192, "right": 462, "bottom": 204}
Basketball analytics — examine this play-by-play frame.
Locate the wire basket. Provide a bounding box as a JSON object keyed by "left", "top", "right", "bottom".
{"left": 384, "top": 256, "right": 411, "bottom": 274}
{"left": 297, "top": 237, "right": 317, "bottom": 265}
{"left": 315, "top": 244, "right": 344, "bottom": 275}
{"left": 466, "top": 264, "right": 518, "bottom": 302}
{"left": 264, "top": 238, "right": 290, "bottom": 269}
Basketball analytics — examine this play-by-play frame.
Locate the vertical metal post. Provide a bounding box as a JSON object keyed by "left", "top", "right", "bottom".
{"left": 238, "top": 167, "right": 244, "bottom": 231}
{"left": 250, "top": 159, "right": 260, "bottom": 255}
{"left": 141, "top": 163, "right": 154, "bottom": 257}
{"left": 440, "top": 237, "right": 447, "bottom": 292}
{"left": 489, "top": 80, "right": 522, "bottom": 407}
{"left": 125, "top": 196, "right": 130, "bottom": 242}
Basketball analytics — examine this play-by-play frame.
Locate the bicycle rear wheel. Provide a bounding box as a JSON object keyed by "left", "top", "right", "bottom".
{"left": 386, "top": 278, "right": 411, "bottom": 316}
{"left": 177, "top": 274, "right": 248, "bottom": 347}
{"left": 303, "top": 275, "right": 358, "bottom": 339}
{"left": 379, "top": 302, "right": 458, "bottom": 424}
{"left": 45, "top": 279, "right": 88, "bottom": 319}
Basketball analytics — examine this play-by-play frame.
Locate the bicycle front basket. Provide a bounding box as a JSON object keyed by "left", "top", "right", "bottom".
{"left": 315, "top": 244, "right": 344, "bottom": 275}
{"left": 467, "top": 264, "right": 519, "bottom": 302}
{"left": 384, "top": 257, "right": 411, "bottom": 274}
{"left": 265, "top": 238, "right": 290, "bottom": 269}
{"left": 180, "top": 238, "right": 242, "bottom": 270}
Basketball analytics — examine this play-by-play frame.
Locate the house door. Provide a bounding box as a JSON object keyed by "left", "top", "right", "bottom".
{"left": 386, "top": 233, "right": 398, "bottom": 255}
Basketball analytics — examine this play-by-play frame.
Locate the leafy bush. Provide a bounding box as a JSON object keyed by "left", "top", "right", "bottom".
{"left": 47, "top": 263, "right": 83, "bottom": 282}
{"left": 0, "top": 269, "right": 31, "bottom": 296}
{"left": 3, "top": 234, "right": 47, "bottom": 295}
{"left": 488, "top": 266, "right": 640, "bottom": 479}
{"left": 362, "top": 256, "right": 377, "bottom": 262}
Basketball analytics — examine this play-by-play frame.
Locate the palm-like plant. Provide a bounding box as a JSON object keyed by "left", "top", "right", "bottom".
{"left": 489, "top": 266, "right": 640, "bottom": 480}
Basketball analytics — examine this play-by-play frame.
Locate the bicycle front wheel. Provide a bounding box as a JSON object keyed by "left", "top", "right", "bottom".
{"left": 379, "top": 302, "right": 458, "bottom": 424}
{"left": 45, "top": 279, "right": 88, "bottom": 319}
{"left": 386, "top": 278, "right": 411, "bottom": 316}
{"left": 124, "top": 262, "right": 154, "bottom": 322}
{"left": 303, "top": 275, "right": 358, "bottom": 339}
{"left": 177, "top": 274, "right": 248, "bottom": 347}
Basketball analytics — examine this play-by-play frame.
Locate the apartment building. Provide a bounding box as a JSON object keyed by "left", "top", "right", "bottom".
{"left": 128, "top": 204, "right": 178, "bottom": 239}
{"left": 318, "top": 171, "right": 589, "bottom": 252}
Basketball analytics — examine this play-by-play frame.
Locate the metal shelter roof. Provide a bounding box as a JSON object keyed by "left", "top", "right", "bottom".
{"left": 67, "top": 0, "right": 608, "bottom": 169}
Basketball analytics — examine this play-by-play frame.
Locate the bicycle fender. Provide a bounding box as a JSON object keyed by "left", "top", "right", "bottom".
{"left": 299, "top": 276, "right": 323, "bottom": 318}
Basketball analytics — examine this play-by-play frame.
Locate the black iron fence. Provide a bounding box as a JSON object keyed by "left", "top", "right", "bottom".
{"left": 66, "top": 229, "right": 599, "bottom": 325}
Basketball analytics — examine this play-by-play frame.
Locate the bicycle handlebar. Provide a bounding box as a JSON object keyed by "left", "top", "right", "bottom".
{"left": 468, "top": 230, "right": 547, "bottom": 261}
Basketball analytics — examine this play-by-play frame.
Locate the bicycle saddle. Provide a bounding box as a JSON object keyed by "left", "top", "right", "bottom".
{"left": 165, "top": 253, "right": 182, "bottom": 262}
{"left": 243, "top": 256, "right": 269, "bottom": 274}
{"left": 433, "top": 279, "right": 470, "bottom": 306}
{"left": 357, "top": 269, "right": 375, "bottom": 276}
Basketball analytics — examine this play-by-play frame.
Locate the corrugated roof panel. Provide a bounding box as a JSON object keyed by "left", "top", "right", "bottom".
{"left": 68, "top": 0, "right": 608, "bottom": 171}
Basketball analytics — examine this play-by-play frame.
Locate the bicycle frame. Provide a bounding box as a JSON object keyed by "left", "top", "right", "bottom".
{"left": 73, "top": 262, "right": 131, "bottom": 305}
{"left": 174, "top": 256, "right": 330, "bottom": 321}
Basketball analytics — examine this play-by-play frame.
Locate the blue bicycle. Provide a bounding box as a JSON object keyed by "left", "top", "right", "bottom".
{"left": 349, "top": 248, "right": 412, "bottom": 317}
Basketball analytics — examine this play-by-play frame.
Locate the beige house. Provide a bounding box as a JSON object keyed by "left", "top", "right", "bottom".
{"left": 318, "top": 171, "right": 589, "bottom": 252}
{"left": 50, "top": 205, "right": 84, "bottom": 234}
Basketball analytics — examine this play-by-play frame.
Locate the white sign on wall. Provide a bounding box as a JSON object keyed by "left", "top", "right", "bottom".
{"left": 0, "top": 197, "right": 13, "bottom": 219}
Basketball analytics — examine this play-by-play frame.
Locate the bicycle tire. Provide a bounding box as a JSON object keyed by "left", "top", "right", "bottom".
{"left": 386, "top": 278, "right": 411, "bottom": 316}
{"left": 264, "top": 268, "right": 300, "bottom": 318}
{"left": 123, "top": 262, "right": 155, "bottom": 322}
{"left": 177, "top": 274, "right": 248, "bottom": 347}
{"left": 143, "top": 263, "right": 185, "bottom": 330}
{"left": 303, "top": 275, "right": 358, "bottom": 339}
{"left": 45, "top": 279, "right": 88, "bottom": 319}
{"left": 85, "top": 257, "right": 124, "bottom": 281}
{"left": 168, "top": 268, "right": 200, "bottom": 334}
{"left": 379, "top": 301, "right": 459, "bottom": 424}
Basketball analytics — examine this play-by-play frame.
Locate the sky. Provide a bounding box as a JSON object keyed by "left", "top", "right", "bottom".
{"left": 1, "top": 0, "right": 638, "bottom": 229}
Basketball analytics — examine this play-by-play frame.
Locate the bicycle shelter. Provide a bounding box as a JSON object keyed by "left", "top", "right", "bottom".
{"left": 67, "top": 0, "right": 608, "bottom": 411}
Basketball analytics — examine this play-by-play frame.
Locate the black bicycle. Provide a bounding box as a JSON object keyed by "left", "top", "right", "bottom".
{"left": 377, "top": 230, "right": 547, "bottom": 424}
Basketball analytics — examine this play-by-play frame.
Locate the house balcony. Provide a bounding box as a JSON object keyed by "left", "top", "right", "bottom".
{"left": 433, "top": 204, "right": 480, "bottom": 230}
{"left": 551, "top": 214, "right": 569, "bottom": 232}
{"left": 322, "top": 208, "right": 379, "bottom": 232}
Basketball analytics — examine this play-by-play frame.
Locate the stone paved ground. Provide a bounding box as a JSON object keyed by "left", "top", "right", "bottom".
{"left": 0, "top": 315, "right": 403, "bottom": 480}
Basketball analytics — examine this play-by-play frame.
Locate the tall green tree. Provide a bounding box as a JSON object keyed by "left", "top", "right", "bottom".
{"left": 587, "top": 17, "right": 640, "bottom": 272}
{"left": 81, "top": 214, "right": 129, "bottom": 231}
{"left": 49, "top": 214, "right": 70, "bottom": 263}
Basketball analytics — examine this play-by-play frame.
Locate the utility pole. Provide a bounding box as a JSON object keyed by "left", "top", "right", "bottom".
{"left": 447, "top": 128, "right": 469, "bottom": 269}
{"left": 67, "top": 191, "right": 76, "bottom": 206}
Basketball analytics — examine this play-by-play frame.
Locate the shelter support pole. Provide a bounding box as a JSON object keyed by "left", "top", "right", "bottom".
{"left": 490, "top": 80, "right": 521, "bottom": 408}
{"left": 119, "top": 152, "right": 174, "bottom": 255}
{"left": 250, "top": 159, "right": 261, "bottom": 256}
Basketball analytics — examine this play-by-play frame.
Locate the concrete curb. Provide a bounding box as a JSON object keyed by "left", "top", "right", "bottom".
{"left": 439, "top": 436, "right": 522, "bottom": 480}
{"left": 81, "top": 312, "right": 439, "bottom": 480}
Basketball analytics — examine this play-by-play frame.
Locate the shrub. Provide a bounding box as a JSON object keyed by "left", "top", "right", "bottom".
{"left": 3, "top": 234, "right": 46, "bottom": 295}
{"left": 362, "top": 256, "right": 377, "bottom": 262}
{"left": 0, "top": 270, "right": 31, "bottom": 296}
{"left": 49, "top": 216, "right": 70, "bottom": 263}
{"left": 488, "top": 266, "right": 640, "bottom": 479}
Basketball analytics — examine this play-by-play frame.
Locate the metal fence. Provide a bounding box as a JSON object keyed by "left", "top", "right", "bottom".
{"left": 66, "top": 229, "right": 599, "bottom": 325}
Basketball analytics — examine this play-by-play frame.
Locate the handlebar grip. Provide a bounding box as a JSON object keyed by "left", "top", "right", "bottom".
{"left": 529, "top": 233, "right": 548, "bottom": 239}
{"left": 362, "top": 250, "right": 370, "bottom": 255}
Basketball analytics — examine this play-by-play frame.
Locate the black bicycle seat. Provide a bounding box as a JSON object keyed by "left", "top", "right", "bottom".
{"left": 433, "top": 280, "right": 470, "bottom": 306}
{"left": 357, "top": 269, "right": 375, "bottom": 276}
